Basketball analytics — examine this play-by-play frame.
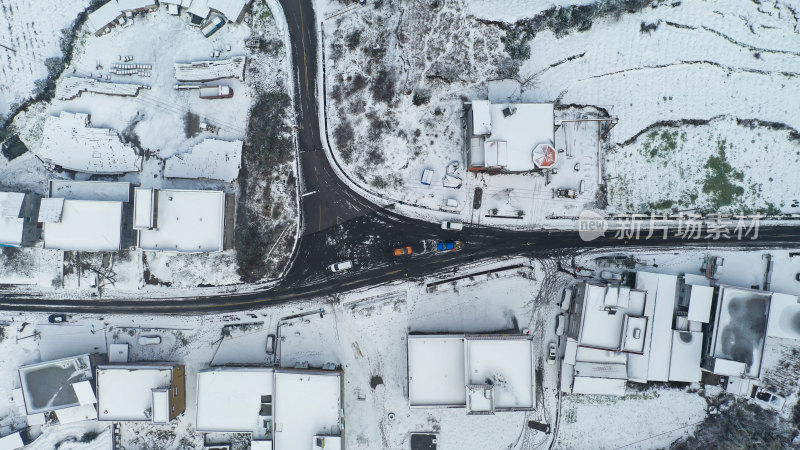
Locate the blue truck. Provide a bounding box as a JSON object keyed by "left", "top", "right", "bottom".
{"left": 436, "top": 241, "right": 463, "bottom": 252}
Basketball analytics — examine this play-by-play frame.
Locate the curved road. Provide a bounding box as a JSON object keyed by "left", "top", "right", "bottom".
{"left": 0, "top": 1, "right": 798, "bottom": 313}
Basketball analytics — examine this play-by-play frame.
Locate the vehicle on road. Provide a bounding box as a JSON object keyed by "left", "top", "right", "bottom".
{"left": 561, "top": 288, "right": 573, "bottom": 311}
{"left": 555, "top": 314, "right": 565, "bottom": 336}
{"left": 138, "top": 335, "right": 161, "bottom": 345}
{"left": 752, "top": 388, "right": 786, "bottom": 410}
{"left": 441, "top": 221, "right": 464, "bottom": 230}
{"left": 554, "top": 188, "right": 578, "bottom": 199}
{"left": 436, "top": 241, "right": 463, "bottom": 252}
{"left": 600, "top": 270, "right": 624, "bottom": 282}
{"left": 393, "top": 246, "right": 412, "bottom": 256}
{"left": 48, "top": 314, "right": 67, "bottom": 323}
{"left": 329, "top": 260, "right": 353, "bottom": 272}
{"left": 266, "top": 334, "right": 276, "bottom": 355}
{"left": 547, "top": 342, "right": 557, "bottom": 364}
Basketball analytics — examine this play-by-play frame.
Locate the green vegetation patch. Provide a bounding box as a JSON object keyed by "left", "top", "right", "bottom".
{"left": 702, "top": 140, "right": 744, "bottom": 209}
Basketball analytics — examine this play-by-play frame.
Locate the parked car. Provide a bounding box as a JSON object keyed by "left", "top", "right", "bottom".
{"left": 393, "top": 246, "right": 412, "bottom": 256}
{"left": 600, "top": 271, "right": 623, "bottom": 282}
{"left": 329, "top": 260, "right": 353, "bottom": 272}
{"left": 547, "top": 342, "right": 557, "bottom": 364}
{"left": 266, "top": 334, "right": 276, "bottom": 355}
{"left": 555, "top": 314, "right": 565, "bottom": 336}
{"left": 441, "top": 221, "right": 464, "bottom": 230}
{"left": 138, "top": 335, "right": 161, "bottom": 345}
{"left": 48, "top": 314, "right": 67, "bottom": 324}
{"left": 554, "top": 188, "right": 578, "bottom": 199}
{"left": 436, "top": 241, "right": 463, "bottom": 252}
{"left": 561, "top": 287, "right": 573, "bottom": 311}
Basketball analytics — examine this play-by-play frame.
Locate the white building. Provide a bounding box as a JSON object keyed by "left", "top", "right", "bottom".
{"left": 0, "top": 192, "right": 28, "bottom": 247}
{"left": 195, "top": 368, "right": 343, "bottom": 449}
{"left": 95, "top": 364, "right": 185, "bottom": 423}
{"left": 133, "top": 188, "right": 233, "bottom": 253}
{"left": 40, "top": 181, "right": 130, "bottom": 252}
{"left": 407, "top": 334, "right": 534, "bottom": 413}
{"left": 562, "top": 272, "right": 706, "bottom": 396}
{"left": 207, "top": 0, "right": 250, "bottom": 22}
{"left": 466, "top": 100, "right": 554, "bottom": 172}
{"left": 86, "top": 0, "right": 158, "bottom": 35}
{"left": 37, "top": 112, "right": 141, "bottom": 174}
{"left": 164, "top": 138, "right": 242, "bottom": 182}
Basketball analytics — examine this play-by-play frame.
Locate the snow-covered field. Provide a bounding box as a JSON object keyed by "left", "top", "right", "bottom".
{"left": 319, "top": 0, "right": 800, "bottom": 228}
{"left": 0, "top": 0, "right": 90, "bottom": 118}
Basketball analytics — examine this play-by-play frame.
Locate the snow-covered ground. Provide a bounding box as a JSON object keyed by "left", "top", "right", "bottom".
{"left": 2, "top": 250, "right": 800, "bottom": 447}
{"left": 318, "top": 0, "right": 800, "bottom": 228}
{"left": 0, "top": 0, "right": 90, "bottom": 118}
{"left": 0, "top": 0, "right": 298, "bottom": 292}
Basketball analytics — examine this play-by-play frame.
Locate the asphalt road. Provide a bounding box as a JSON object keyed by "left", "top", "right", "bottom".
{"left": 0, "top": 1, "right": 797, "bottom": 313}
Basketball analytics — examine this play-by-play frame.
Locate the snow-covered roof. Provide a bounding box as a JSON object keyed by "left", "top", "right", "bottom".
{"left": 188, "top": 0, "right": 211, "bottom": 18}
{"left": 466, "top": 337, "right": 533, "bottom": 409}
{"left": 72, "top": 380, "right": 98, "bottom": 405}
{"left": 407, "top": 336, "right": 466, "bottom": 407}
{"left": 133, "top": 188, "right": 155, "bottom": 229}
{"left": 468, "top": 102, "right": 554, "bottom": 171}
{"left": 18, "top": 354, "right": 94, "bottom": 414}
{"left": 667, "top": 331, "right": 702, "bottom": 383}
{"left": 274, "top": 370, "right": 342, "bottom": 450}
{"left": 96, "top": 365, "right": 174, "bottom": 421}
{"left": 687, "top": 285, "right": 714, "bottom": 323}
{"left": 713, "top": 358, "right": 747, "bottom": 377}
{"left": 208, "top": 0, "right": 248, "bottom": 22}
{"left": 54, "top": 404, "right": 97, "bottom": 424}
{"left": 152, "top": 389, "right": 169, "bottom": 424}
{"left": 577, "top": 284, "right": 646, "bottom": 351}
{"left": 49, "top": 180, "right": 130, "bottom": 202}
{"left": 164, "top": 138, "right": 242, "bottom": 182}
{"left": 37, "top": 198, "right": 64, "bottom": 223}
{"left": 0, "top": 432, "right": 23, "bottom": 450}
{"left": 56, "top": 77, "right": 148, "bottom": 101}
{"left": 174, "top": 57, "right": 246, "bottom": 82}
{"left": 117, "top": 0, "right": 157, "bottom": 12}
{"left": 766, "top": 293, "right": 800, "bottom": 339}
{"left": 573, "top": 361, "right": 627, "bottom": 379}
{"left": 136, "top": 189, "right": 226, "bottom": 252}
{"left": 37, "top": 112, "right": 142, "bottom": 174}
{"left": 683, "top": 274, "right": 710, "bottom": 286}
{"left": 709, "top": 286, "right": 770, "bottom": 378}
{"left": 87, "top": 1, "right": 123, "bottom": 34}
{"left": 407, "top": 334, "right": 534, "bottom": 410}
{"left": 572, "top": 376, "right": 626, "bottom": 396}
{"left": 43, "top": 200, "right": 123, "bottom": 251}
{"left": 196, "top": 368, "right": 274, "bottom": 433}
{"left": 645, "top": 273, "right": 677, "bottom": 382}
{"left": 108, "top": 344, "right": 129, "bottom": 363}
{"left": 0, "top": 192, "right": 25, "bottom": 247}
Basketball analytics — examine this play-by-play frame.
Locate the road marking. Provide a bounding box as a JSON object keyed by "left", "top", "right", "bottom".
{"left": 318, "top": 204, "right": 322, "bottom": 231}
{"left": 297, "top": 0, "right": 310, "bottom": 96}
{"left": 340, "top": 280, "right": 359, "bottom": 287}
{"left": 385, "top": 269, "right": 402, "bottom": 275}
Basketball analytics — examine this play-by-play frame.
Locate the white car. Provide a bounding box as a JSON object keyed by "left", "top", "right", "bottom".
{"left": 547, "top": 342, "right": 557, "bottom": 364}
{"left": 329, "top": 260, "right": 353, "bottom": 272}
{"left": 555, "top": 314, "right": 565, "bottom": 336}
{"left": 441, "top": 221, "right": 464, "bottom": 230}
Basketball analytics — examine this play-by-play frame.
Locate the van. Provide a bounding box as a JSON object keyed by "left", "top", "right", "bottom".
{"left": 441, "top": 221, "right": 464, "bottom": 230}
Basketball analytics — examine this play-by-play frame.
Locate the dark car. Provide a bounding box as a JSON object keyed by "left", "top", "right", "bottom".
{"left": 48, "top": 314, "right": 67, "bottom": 323}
